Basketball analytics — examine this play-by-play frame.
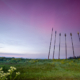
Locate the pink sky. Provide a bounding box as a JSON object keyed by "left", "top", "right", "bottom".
{"left": 0, "top": 0, "right": 80, "bottom": 59}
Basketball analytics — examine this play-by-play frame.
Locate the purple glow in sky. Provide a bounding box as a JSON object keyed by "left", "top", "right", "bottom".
{"left": 0, "top": 0, "right": 80, "bottom": 59}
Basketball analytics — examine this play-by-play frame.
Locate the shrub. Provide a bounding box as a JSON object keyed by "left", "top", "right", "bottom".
{"left": 0, "top": 66, "right": 20, "bottom": 80}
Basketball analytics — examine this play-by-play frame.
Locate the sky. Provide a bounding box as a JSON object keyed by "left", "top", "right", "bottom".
{"left": 0, "top": 0, "right": 80, "bottom": 59}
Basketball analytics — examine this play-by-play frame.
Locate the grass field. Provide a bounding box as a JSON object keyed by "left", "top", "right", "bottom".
{"left": 0, "top": 58, "right": 80, "bottom": 80}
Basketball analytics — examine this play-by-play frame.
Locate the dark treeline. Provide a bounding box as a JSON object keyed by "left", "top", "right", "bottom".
{"left": 0, "top": 57, "right": 29, "bottom": 63}
{"left": 0, "top": 56, "right": 80, "bottom": 61}
{"left": 68, "top": 56, "right": 80, "bottom": 59}
{"left": 0, "top": 57, "right": 26, "bottom": 61}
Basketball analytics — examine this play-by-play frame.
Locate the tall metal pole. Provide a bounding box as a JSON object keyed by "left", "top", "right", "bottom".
{"left": 58, "top": 33, "right": 61, "bottom": 59}
{"left": 48, "top": 28, "right": 53, "bottom": 59}
{"left": 70, "top": 33, "right": 75, "bottom": 58}
{"left": 53, "top": 31, "right": 57, "bottom": 59}
{"left": 77, "top": 32, "right": 80, "bottom": 42}
{"left": 65, "top": 34, "right": 67, "bottom": 59}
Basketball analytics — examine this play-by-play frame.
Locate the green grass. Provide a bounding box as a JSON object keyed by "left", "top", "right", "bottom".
{"left": 0, "top": 58, "right": 80, "bottom": 80}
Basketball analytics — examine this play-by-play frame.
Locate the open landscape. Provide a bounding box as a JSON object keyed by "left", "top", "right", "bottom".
{"left": 0, "top": 0, "right": 80, "bottom": 80}
{"left": 0, "top": 57, "right": 80, "bottom": 80}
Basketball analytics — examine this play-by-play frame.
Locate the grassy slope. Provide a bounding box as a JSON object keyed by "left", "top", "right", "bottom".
{"left": 0, "top": 59, "right": 80, "bottom": 80}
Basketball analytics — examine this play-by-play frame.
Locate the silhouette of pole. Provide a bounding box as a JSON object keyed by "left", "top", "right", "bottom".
{"left": 70, "top": 33, "right": 75, "bottom": 58}
{"left": 48, "top": 28, "right": 53, "bottom": 59}
{"left": 77, "top": 32, "right": 80, "bottom": 42}
{"left": 58, "top": 33, "right": 61, "bottom": 59}
{"left": 53, "top": 31, "right": 57, "bottom": 59}
{"left": 65, "top": 33, "right": 67, "bottom": 59}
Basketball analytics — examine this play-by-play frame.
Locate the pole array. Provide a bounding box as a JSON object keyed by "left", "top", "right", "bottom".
{"left": 48, "top": 28, "right": 53, "bottom": 59}
{"left": 48, "top": 30, "right": 79, "bottom": 59}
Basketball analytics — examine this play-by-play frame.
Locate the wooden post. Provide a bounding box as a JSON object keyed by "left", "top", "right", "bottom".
{"left": 77, "top": 32, "right": 80, "bottom": 42}
{"left": 53, "top": 31, "right": 57, "bottom": 59}
{"left": 58, "top": 33, "right": 61, "bottom": 59}
{"left": 70, "top": 33, "right": 75, "bottom": 59}
{"left": 48, "top": 28, "right": 53, "bottom": 59}
{"left": 65, "top": 34, "right": 67, "bottom": 59}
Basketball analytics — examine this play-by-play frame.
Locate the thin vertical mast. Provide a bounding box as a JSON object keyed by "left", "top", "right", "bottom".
{"left": 70, "top": 33, "right": 75, "bottom": 58}
{"left": 53, "top": 31, "right": 57, "bottom": 59}
{"left": 77, "top": 32, "right": 80, "bottom": 42}
{"left": 58, "top": 33, "right": 61, "bottom": 59}
{"left": 65, "top": 34, "right": 67, "bottom": 59}
{"left": 48, "top": 28, "right": 53, "bottom": 59}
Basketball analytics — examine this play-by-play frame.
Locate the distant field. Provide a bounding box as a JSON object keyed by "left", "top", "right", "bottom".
{"left": 0, "top": 58, "right": 80, "bottom": 80}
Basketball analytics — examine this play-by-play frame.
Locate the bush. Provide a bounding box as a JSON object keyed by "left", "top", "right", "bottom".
{"left": 0, "top": 66, "right": 20, "bottom": 80}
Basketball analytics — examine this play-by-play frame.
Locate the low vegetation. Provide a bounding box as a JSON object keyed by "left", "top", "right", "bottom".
{"left": 0, "top": 66, "right": 20, "bottom": 80}
{"left": 0, "top": 57, "right": 80, "bottom": 80}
